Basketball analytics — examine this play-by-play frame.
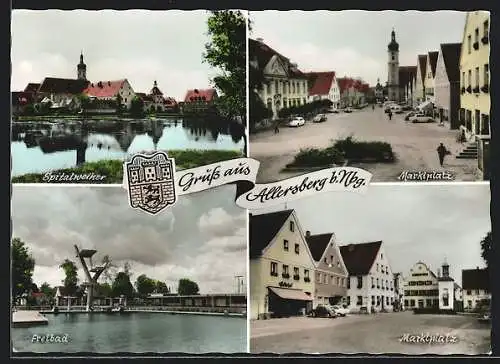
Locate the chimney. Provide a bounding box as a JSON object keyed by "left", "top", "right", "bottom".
{"left": 476, "top": 266, "right": 479, "bottom": 270}
{"left": 108, "top": 81, "right": 111, "bottom": 86}
{"left": 305, "top": 231, "right": 311, "bottom": 237}
{"left": 256, "top": 37, "right": 264, "bottom": 43}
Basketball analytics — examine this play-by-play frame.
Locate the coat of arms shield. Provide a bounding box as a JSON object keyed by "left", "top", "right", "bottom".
{"left": 125, "top": 151, "right": 177, "bottom": 214}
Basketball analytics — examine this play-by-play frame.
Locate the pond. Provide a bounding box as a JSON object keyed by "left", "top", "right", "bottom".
{"left": 12, "top": 312, "right": 247, "bottom": 353}
{"left": 11, "top": 117, "right": 245, "bottom": 177}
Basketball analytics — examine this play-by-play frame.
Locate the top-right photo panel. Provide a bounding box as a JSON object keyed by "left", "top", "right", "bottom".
{"left": 248, "top": 11, "right": 490, "bottom": 183}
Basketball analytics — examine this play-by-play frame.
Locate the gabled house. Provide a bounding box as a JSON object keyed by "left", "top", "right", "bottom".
{"left": 84, "top": 79, "right": 135, "bottom": 110}
{"left": 37, "top": 77, "right": 90, "bottom": 110}
{"left": 137, "top": 81, "right": 178, "bottom": 113}
{"left": 339, "top": 241, "right": 394, "bottom": 313}
{"left": 425, "top": 51, "right": 439, "bottom": 102}
{"left": 398, "top": 66, "right": 417, "bottom": 104}
{"left": 249, "top": 38, "right": 309, "bottom": 119}
{"left": 415, "top": 54, "right": 428, "bottom": 105}
{"left": 459, "top": 11, "right": 490, "bottom": 139}
{"left": 434, "top": 43, "right": 462, "bottom": 129}
{"left": 306, "top": 71, "right": 340, "bottom": 110}
{"left": 403, "top": 261, "right": 439, "bottom": 309}
{"left": 305, "top": 231, "right": 348, "bottom": 307}
{"left": 182, "top": 88, "right": 218, "bottom": 115}
{"left": 337, "top": 77, "right": 369, "bottom": 108}
{"left": 462, "top": 267, "right": 490, "bottom": 311}
{"left": 249, "top": 210, "right": 316, "bottom": 320}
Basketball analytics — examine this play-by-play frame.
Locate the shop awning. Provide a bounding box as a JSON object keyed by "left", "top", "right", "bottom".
{"left": 268, "top": 287, "right": 312, "bottom": 301}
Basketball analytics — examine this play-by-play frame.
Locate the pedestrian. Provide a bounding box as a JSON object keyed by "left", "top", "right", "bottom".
{"left": 388, "top": 111, "right": 392, "bottom": 120}
{"left": 437, "top": 142, "right": 451, "bottom": 166}
{"left": 274, "top": 121, "right": 280, "bottom": 134}
{"left": 372, "top": 104, "right": 375, "bottom": 111}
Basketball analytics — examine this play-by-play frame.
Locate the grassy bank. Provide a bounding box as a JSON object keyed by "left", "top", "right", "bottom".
{"left": 12, "top": 149, "right": 242, "bottom": 184}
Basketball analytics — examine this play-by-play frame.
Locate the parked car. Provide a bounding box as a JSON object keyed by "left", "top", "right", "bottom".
{"left": 391, "top": 105, "right": 404, "bottom": 114}
{"left": 331, "top": 305, "right": 350, "bottom": 317}
{"left": 313, "top": 113, "right": 327, "bottom": 123}
{"left": 330, "top": 108, "right": 340, "bottom": 113}
{"left": 404, "top": 111, "right": 416, "bottom": 121}
{"left": 478, "top": 312, "right": 491, "bottom": 323}
{"left": 287, "top": 116, "right": 305, "bottom": 127}
{"left": 410, "top": 112, "right": 435, "bottom": 123}
{"left": 344, "top": 107, "right": 353, "bottom": 113}
{"left": 384, "top": 103, "right": 396, "bottom": 113}
{"left": 310, "top": 304, "right": 337, "bottom": 318}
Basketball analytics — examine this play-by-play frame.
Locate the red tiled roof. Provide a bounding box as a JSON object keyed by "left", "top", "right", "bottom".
{"left": 337, "top": 77, "right": 369, "bottom": 93}
{"left": 24, "top": 83, "right": 40, "bottom": 93}
{"left": 428, "top": 51, "right": 439, "bottom": 78}
{"left": 306, "top": 72, "right": 336, "bottom": 96}
{"left": 184, "top": 88, "right": 217, "bottom": 103}
{"left": 84, "top": 79, "right": 126, "bottom": 98}
{"left": 249, "top": 38, "right": 308, "bottom": 79}
{"left": 418, "top": 55, "right": 428, "bottom": 84}
{"left": 339, "top": 241, "right": 382, "bottom": 276}
{"left": 462, "top": 268, "right": 489, "bottom": 290}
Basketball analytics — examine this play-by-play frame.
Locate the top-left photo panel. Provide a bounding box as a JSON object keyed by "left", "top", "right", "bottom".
{"left": 11, "top": 10, "right": 248, "bottom": 184}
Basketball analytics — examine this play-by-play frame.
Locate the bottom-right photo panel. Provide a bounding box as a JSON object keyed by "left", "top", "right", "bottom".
{"left": 249, "top": 183, "right": 491, "bottom": 355}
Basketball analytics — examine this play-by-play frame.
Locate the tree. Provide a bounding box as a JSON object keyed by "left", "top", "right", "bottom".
{"left": 76, "top": 93, "right": 91, "bottom": 113}
{"left": 135, "top": 274, "right": 157, "bottom": 296}
{"left": 40, "top": 282, "right": 55, "bottom": 297}
{"left": 203, "top": 10, "right": 246, "bottom": 123}
{"left": 59, "top": 259, "right": 79, "bottom": 297}
{"left": 480, "top": 231, "right": 492, "bottom": 268}
{"left": 12, "top": 238, "right": 35, "bottom": 302}
{"left": 177, "top": 278, "right": 200, "bottom": 295}
{"left": 115, "top": 93, "right": 123, "bottom": 114}
{"left": 111, "top": 271, "right": 134, "bottom": 298}
{"left": 155, "top": 281, "right": 170, "bottom": 294}
{"left": 130, "top": 96, "right": 145, "bottom": 117}
{"left": 249, "top": 92, "right": 272, "bottom": 132}
{"left": 96, "top": 282, "right": 112, "bottom": 297}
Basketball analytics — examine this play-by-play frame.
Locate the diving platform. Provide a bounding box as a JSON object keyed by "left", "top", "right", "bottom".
{"left": 12, "top": 310, "right": 49, "bottom": 328}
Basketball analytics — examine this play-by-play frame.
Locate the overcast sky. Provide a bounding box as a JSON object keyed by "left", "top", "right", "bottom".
{"left": 250, "top": 10, "right": 467, "bottom": 86}
{"left": 253, "top": 183, "right": 490, "bottom": 285}
{"left": 11, "top": 10, "right": 219, "bottom": 100}
{"left": 12, "top": 185, "right": 246, "bottom": 294}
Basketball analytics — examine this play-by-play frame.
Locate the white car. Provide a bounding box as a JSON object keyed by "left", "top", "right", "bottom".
{"left": 391, "top": 105, "right": 404, "bottom": 114}
{"left": 344, "top": 107, "right": 353, "bottom": 113}
{"left": 331, "top": 305, "right": 350, "bottom": 317}
{"left": 410, "top": 113, "right": 434, "bottom": 123}
{"left": 288, "top": 117, "right": 305, "bottom": 127}
{"left": 313, "top": 113, "right": 327, "bottom": 123}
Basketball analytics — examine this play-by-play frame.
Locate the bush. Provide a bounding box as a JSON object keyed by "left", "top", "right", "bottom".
{"left": 287, "top": 147, "right": 344, "bottom": 168}
{"left": 332, "top": 136, "right": 395, "bottom": 163}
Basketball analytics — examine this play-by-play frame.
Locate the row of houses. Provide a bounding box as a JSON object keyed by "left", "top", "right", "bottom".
{"left": 11, "top": 53, "right": 217, "bottom": 115}
{"left": 390, "top": 11, "right": 490, "bottom": 141}
{"left": 249, "top": 209, "right": 491, "bottom": 320}
{"left": 249, "top": 38, "right": 371, "bottom": 119}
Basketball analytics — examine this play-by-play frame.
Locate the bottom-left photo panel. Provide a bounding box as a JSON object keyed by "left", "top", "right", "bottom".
{"left": 11, "top": 184, "right": 248, "bottom": 354}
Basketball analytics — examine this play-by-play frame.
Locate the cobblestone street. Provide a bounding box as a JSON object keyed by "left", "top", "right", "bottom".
{"left": 250, "top": 108, "right": 480, "bottom": 183}
{"left": 250, "top": 311, "right": 491, "bottom": 354}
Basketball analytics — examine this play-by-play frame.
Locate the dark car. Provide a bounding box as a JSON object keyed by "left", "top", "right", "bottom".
{"left": 310, "top": 304, "right": 337, "bottom": 318}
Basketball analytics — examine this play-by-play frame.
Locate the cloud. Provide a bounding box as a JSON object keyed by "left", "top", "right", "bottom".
{"left": 11, "top": 10, "right": 217, "bottom": 100}
{"left": 250, "top": 10, "right": 466, "bottom": 86}
{"left": 253, "top": 183, "right": 490, "bottom": 285}
{"left": 12, "top": 185, "right": 246, "bottom": 294}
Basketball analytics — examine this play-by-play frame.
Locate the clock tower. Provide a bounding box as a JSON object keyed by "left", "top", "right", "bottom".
{"left": 387, "top": 29, "right": 399, "bottom": 102}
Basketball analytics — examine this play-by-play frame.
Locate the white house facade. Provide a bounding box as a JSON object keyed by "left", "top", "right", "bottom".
{"left": 306, "top": 72, "right": 341, "bottom": 110}
{"left": 249, "top": 210, "right": 316, "bottom": 320}
{"left": 340, "top": 241, "right": 394, "bottom": 313}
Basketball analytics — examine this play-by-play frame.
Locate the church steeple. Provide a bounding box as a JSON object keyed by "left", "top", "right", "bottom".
{"left": 388, "top": 28, "right": 399, "bottom": 52}
{"left": 77, "top": 51, "right": 87, "bottom": 81}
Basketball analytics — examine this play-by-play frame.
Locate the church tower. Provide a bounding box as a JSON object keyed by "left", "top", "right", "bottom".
{"left": 387, "top": 28, "right": 399, "bottom": 102}
{"left": 77, "top": 52, "right": 87, "bottom": 80}
{"left": 442, "top": 259, "right": 450, "bottom": 278}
